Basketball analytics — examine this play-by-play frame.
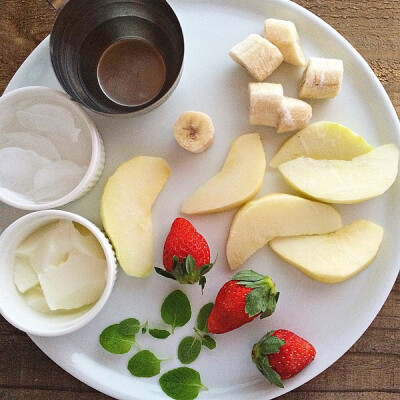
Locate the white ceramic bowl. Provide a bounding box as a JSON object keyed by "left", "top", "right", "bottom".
{"left": 0, "top": 86, "right": 105, "bottom": 210}
{"left": 0, "top": 210, "right": 117, "bottom": 336}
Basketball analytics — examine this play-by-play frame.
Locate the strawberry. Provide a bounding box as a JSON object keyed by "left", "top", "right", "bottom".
{"left": 207, "top": 270, "right": 279, "bottom": 334}
{"left": 252, "top": 329, "right": 316, "bottom": 388}
{"left": 155, "top": 218, "right": 214, "bottom": 290}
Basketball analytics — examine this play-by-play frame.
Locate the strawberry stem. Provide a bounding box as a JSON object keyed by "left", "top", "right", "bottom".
{"left": 251, "top": 331, "right": 285, "bottom": 388}
{"left": 231, "top": 270, "right": 279, "bottom": 318}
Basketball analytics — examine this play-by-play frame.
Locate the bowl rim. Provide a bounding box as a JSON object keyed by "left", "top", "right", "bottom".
{"left": 49, "top": 0, "right": 185, "bottom": 115}
{"left": 0, "top": 86, "right": 103, "bottom": 210}
{"left": 0, "top": 209, "right": 117, "bottom": 336}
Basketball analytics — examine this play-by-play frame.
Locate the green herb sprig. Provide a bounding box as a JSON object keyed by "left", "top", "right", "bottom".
{"left": 178, "top": 302, "right": 216, "bottom": 364}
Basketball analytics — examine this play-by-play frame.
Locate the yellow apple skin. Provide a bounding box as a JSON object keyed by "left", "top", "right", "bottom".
{"left": 226, "top": 193, "right": 342, "bottom": 270}
{"left": 100, "top": 156, "right": 170, "bottom": 277}
{"left": 278, "top": 144, "right": 399, "bottom": 204}
{"left": 181, "top": 133, "right": 266, "bottom": 215}
{"left": 269, "top": 220, "right": 384, "bottom": 283}
{"left": 270, "top": 121, "right": 374, "bottom": 168}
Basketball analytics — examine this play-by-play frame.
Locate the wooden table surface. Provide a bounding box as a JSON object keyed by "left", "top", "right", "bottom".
{"left": 0, "top": 0, "right": 399, "bottom": 399}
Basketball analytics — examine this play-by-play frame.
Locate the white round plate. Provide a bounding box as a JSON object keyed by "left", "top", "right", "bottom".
{"left": 1, "top": 0, "right": 399, "bottom": 399}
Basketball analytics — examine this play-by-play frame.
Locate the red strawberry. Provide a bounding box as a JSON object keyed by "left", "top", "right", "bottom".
{"left": 155, "top": 218, "right": 214, "bottom": 290}
{"left": 207, "top": 270, "right": 279, "bottom": 334}
{"left": 252, "top": 329, "right": 316, "bottom": 387}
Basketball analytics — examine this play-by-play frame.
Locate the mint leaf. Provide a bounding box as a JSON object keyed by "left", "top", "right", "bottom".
{"left": 142, "top": 321, "right": 149, "bottom": 334}
{"left": 118, "top": 318, "right": 141, "bottom": 336}
{"left": 127, "top": 350, "right": 162, "bottom": 377}
{"left": 161, "top": 290, "right": 191, "bottom": 333}
{"left": 99, "top": 324, "right": 136, "bottom": 354}
{"left": 178, "top": 337, "right": 202, "bottom": 364}
{"left": 196, "top": 303, "right": 213, "bottom": 332}
{"left": 201, "top": 335, "right": 216, "bottom": 350}
{"left": 149, "top": 328, "right": 171, "bottom": 339}
{"left": 159, "top": 367, "right": 207, "bottom": 400}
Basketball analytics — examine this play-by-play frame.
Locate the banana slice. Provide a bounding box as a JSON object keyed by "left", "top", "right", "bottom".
{"left": 173, "top": 111, "right": 215, "bottom": 153}
{"left": 263, "top": 18, "right": 306, "bottom": 67}
{"left": 229, "top": 34, "right": 283, "bottom": 81}
{"left": 277, "top": 97, "right": 312, "bottom": 133}
{"left": 249, "top": 82, "right": 284, "bottom": 127}
{"left": 249, "top": 82, "right": 312, "bottom": 133}
{"left": 299, "top": 57, "right": 344, "bottom": 99}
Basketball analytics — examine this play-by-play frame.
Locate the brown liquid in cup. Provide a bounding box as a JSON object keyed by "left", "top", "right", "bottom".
{"left": 97, "top": 38, "right": 166, "bottom": 107}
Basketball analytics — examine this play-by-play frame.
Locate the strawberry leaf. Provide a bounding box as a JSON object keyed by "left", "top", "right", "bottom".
{"left": 231, "top": 270, "right": 265, "bottom": 282}
{"left": 185, "top": 255, "right": 197, "bottom": 274}
{"left": 156, "top": 256, "right": 214, "bottom": 290}
{"left": 257, "top": 332, "right": 285, "bottom": 354}
{"left": 259, "top": 358, "right": 284, "bottom": 388}
{"left": 154, "top": 267, "right": 177, "bottom": 281}
{"left": 260, "top": 292, "right": 279, "bottom": 319}
{"left": 251, "top": 331, "right": 285, "bottom": 388}
{"left": 244, "top": 287, "right": 269, "bottom": 317}
{"left": 232, "top": 271, "right": 279, "bottom": 318}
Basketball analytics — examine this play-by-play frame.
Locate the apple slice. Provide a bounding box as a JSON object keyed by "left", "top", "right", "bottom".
{"left": 181, "top": 133, "right": 266, "bottom": 214}
{"left": 226, "top": 193, "right": 342, "bottom": 270}
{"left": 269, "top": 220, "right": 384, "bottom": 283}
{"left": 278, "top": 144, "right": 399, "bottom": 204}
{"left": 270, "top": 121, "right": 374, "bottom": 168}
{"left": 101, "top": 156, "right": 170, "bottom": 277}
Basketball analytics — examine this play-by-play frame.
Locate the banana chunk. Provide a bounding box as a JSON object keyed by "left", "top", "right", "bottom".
{"left": 173, "top": 111, "right": 215, "bottom": 153}
{"left": 299, "top": 57, "right": 344, "bottom": 99}
{"left": 249, "top": 82, "right": 284, "bottom": 126}
{"left": 249, "top": 82, "right": 312, "bottom": 133}
{"left": 277, "top": 97, "right": 312, "bottom": 134}
{"left": 263, "top": 18, "right": 306, "bottom": 67}
{"left": 229, "top": 34, "right": 283, "bottom": 81}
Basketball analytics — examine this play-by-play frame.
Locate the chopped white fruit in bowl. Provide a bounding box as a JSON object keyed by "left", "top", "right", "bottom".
{"left": 0, "top": 210, "right": 117, "bottom": 336}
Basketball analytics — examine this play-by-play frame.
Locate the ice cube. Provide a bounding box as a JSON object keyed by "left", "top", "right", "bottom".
{"left": 32, "top": 160, "right": 86, "bottom": 202}
{"left": 26, "top": 220, "right": 76, "bottom": 274}
{"left": 13, "top": 255, "right": 39, "bottom": 293}
{"left": 16, "top": 103, "right": 81, "bottom": 142}
{"left": 0, "top": 147, "right": 51, "bottom": 194}
{"left": 0, "top": 131, "right": 61, "bottom": 161}
{"left": 24, "top": 286, "right": 53, "bottom": 314}
{"left": 38, "top": 251, "right": 107, "bottom": 310}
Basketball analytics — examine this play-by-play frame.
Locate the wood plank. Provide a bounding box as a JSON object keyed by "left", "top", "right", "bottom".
{"left": 278, "top": 392, "right": 400, "bottom": 400}
{"left": 301, "top": 353, "right": 399, "bottom": 392}
{"left": 0, "top": 389, "right": 111, "bottom": 400}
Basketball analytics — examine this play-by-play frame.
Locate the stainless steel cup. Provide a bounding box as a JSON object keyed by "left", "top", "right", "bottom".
{"left": 48, "top": 0, "right": 184, "bottom": 116}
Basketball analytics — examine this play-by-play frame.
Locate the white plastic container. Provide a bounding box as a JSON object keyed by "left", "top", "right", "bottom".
{"left": 0, "top": 86, "right": 105, "bottom": 210}
{"left": 0, "top": 210, "right": 117, "bottom": 336}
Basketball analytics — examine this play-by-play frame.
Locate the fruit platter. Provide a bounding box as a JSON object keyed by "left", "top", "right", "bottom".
{"left": 0, "top": 0, "right": 399, "bottom": 399}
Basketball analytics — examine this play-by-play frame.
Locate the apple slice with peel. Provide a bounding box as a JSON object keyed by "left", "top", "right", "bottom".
{"left": 101, "top": 156, "right": 170, "bottom": 277}
{"left": 278, "top": 144, "right": 399, "bottom": 204}
{"left": 226, "top": 193, "right": 342, "bottom": 270}
{"left": 269, "top": 220, "right": 384, "bottom": 283}
{"left": 270, "top": 121, "right": 374, "bottom": 168}
{"left": 181, "top": 133, "right": 266, "bottom": 214}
